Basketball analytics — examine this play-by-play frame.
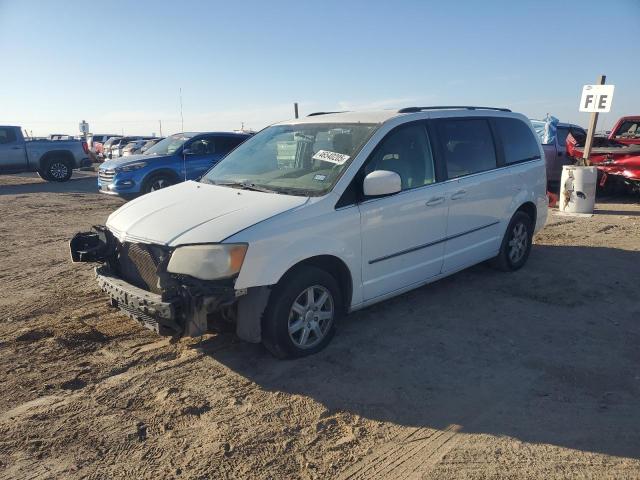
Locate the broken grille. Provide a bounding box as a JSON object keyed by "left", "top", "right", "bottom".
{"left": 115, "top": 241, "right": 163, "bottom": 294}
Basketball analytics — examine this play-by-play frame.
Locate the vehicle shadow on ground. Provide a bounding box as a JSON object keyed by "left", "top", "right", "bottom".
{"left": 198, "top": 244, "right": 640, "bottom": 460}
{"left": 0, "top": 177, "right": 99, "bottom": 195}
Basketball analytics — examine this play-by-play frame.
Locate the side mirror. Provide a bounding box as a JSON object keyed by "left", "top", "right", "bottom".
{"left": 363, "top": 170, "right": 401, "bottom": 197}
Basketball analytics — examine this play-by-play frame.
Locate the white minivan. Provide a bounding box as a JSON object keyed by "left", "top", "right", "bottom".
{"left": 71, "top": 106, "right": 547, "bottom": 358}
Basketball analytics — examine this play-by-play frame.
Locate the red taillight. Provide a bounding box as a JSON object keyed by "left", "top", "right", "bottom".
{"left": 82, "top": 141, "right": 89, "bottom": 154}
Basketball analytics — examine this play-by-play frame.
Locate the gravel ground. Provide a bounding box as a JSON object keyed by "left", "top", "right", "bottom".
{"left": 1, "top": 173, "right": 639, "bottom": 479}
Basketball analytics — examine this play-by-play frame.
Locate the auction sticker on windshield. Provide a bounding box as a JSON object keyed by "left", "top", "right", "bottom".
{"left": 313, "top": 150, "right": 350, "bottom": 165}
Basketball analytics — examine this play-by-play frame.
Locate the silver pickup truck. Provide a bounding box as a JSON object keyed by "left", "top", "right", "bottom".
{"left": 0, "top": 125, "right": 91, "bottom": 181}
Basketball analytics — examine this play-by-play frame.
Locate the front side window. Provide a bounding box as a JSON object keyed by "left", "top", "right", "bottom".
{"left": 439, "top": 119, "right": 497, "bottom": 179}
{"left": 188, "top": 137, "right": 216, "bottom": 155}
{"left": 364, "top": 122, "right": 435, "bottom": 191}
{"left": 201, "top": 123, "right": 378, "bottom": 196}
{"left": 493, "top": 117, "right": 541, "bottom": 164}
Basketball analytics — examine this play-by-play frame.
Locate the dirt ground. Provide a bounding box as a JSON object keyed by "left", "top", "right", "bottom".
{"left": 1, "top": 172, "right": 639, "bottom": 479}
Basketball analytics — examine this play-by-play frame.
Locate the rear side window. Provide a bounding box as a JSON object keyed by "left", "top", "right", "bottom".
{"left": 438, "top": 119, "right": 497, "bottom": 179}
{"left": 216, "top": 136, "right": 246, "bottom": 155}
{"left": 494, "top": 118, "right": 541, "bottom": 164}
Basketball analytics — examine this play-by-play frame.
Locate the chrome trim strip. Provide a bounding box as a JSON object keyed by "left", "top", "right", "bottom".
{"left": 368, "top": 220, "right": 500, "bottom": 264}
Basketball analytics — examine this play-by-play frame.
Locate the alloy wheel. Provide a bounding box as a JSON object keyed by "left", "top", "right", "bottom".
{"left": 49, "top": 162, "right": 69, "bottom": 180}
{"left": 288, "top": 285, "right": 334, "bottom": 349}
{"left": 150, "top": 178, "right": 169, "bottom": 191}
{"left": 508, "top": 222, "right": 528, "bottom": 264}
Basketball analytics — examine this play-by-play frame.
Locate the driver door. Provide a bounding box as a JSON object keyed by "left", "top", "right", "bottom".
{"left": 183, "top": 136, "right": 221, "bottom": 180}
{"left": 358, "top": 121, "right": 451, "bottom": 301}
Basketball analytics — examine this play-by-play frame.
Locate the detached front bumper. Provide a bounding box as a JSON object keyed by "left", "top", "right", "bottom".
{"left": 95, "top": 265, "right": 181, "bottom": 335}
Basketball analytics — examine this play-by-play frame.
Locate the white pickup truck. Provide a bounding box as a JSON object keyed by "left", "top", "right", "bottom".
{"left": 0, "top": 125, "right": 91, "bottom": 181}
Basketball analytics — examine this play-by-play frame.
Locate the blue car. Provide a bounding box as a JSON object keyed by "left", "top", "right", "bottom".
{"left": 98, "top": 131, "right": 251, "bottom": 197}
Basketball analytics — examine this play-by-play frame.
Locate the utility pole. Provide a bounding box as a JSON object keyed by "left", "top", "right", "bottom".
{"left": 581, "top": 74, "right": 606, "bottom": 166}
{"left": 159, "top": 120, "right": 163, "bottom": 137}
{"left": 294, "top": 102, "right": 299, "bottom": 119}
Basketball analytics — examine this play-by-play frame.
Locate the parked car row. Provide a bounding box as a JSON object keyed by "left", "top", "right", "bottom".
{"left": 98, "top": 131, "right": 251, "bottom": 197}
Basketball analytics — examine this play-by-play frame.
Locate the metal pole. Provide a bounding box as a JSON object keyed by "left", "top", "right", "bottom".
{"left": 159, "top": 120, "right": 162, "bottom": 137}
{"left": 581, "top": 74, "right": 606, "bottom": 167}
{"left": 294, "top": 102, "right": 299, "bottom": 119}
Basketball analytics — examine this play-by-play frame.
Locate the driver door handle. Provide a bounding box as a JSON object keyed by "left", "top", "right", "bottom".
{"left": 451, "top": 189, "right": 467, "bottom": 200}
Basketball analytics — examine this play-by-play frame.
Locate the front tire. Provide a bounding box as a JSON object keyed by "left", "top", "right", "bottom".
{"left": 45, "top": 158, "right": 73, "bottom": 182}
{"left": 491, "top": 211, "right": 533, "bottom": 271}
{"left": 262, "top": 266, "right": 342, "bottom": 359}
{"left": 142, "top": 173, "right": 175, "bottom": 194}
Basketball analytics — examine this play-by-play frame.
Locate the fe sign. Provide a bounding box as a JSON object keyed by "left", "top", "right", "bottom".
{"left": 579, "top": 84, "right": 615, "bottom": 113}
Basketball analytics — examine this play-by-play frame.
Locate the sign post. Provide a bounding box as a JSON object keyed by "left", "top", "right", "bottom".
{"left": 578, "top": 75, "right": 614, "bottom": 166}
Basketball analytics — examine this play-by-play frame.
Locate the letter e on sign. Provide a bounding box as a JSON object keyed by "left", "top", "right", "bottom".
{"left": 579, "top": 84, "right": 615, "bottom": 113}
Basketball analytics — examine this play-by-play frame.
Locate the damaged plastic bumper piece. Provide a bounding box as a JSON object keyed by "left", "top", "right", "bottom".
{"left": 95, "top": 265, "right": 182, "bottom": 336}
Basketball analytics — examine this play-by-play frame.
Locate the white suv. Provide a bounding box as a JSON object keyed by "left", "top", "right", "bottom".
{"left": 71, "top": 106, "right": 547, "bottom": 358}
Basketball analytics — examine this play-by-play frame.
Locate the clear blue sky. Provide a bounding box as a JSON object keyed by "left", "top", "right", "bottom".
{"left": 1, "top": 0, "right": 638, "bottom": 136}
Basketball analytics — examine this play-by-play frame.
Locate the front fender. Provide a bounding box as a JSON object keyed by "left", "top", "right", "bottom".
{"left": 229, "top": 204, "right": 363, "bottom": 307}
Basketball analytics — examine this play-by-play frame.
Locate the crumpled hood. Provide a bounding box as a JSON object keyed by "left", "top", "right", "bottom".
{"left": 106, "top": 180, "right": 308, "bottom": 246}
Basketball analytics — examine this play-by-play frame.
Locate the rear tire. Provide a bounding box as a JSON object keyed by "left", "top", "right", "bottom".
{"left": 491, "top": 211, "right": 533, "bottom": 272}
{"left": 36, "top": 169, "right": 51, "bottom": 181}
{"left": 142, "top": 173, "right": 175, "bottom": 194}
{"left": 262, "top": 266, "right": 342, "bottom": 359}
{"left": 44, "top": 158, "right": 73, "bottom": 182}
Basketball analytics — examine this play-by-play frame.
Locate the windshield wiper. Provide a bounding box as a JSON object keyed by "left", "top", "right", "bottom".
{"left": 209, "top": 180, "right": 277, "bottom": 194}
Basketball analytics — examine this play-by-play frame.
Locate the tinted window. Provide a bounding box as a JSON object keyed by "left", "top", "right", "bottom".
{"left": 0, "top": 128, "right": 17, "bottom": 144}
{"left": 189, "top": 136, "right": 216, "bottom": 155}
{"left": 216, "top": 136, "right": 246, "bottom": 154}
{"left": 614, "top": 120, "right": 640, "bottom": 139}
{"left": 556, "top": 127, "right": 569, "bottom": 149}
{"left": 439, "top": 119, "right": 497, "bottom": 178}
{"left": 494, "top": 118, "right": 541, "bottom": 164}
{"left": 364, "top": 122, "right": 435, "bottom": 191}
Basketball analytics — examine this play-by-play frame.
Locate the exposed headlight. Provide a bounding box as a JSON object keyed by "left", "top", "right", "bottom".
{"left": 167, "top": 244, "right": 248, "bottom": 280}
{"left": 116, "top": 162, "right": 147, "bottom": 172}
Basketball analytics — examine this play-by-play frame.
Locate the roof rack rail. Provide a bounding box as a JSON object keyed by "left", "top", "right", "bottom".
{"left": 398, "top": 106, "right": 511, "bottom": 113}
{"left": 307, "top": 111, "right": 348, "bottom": 117}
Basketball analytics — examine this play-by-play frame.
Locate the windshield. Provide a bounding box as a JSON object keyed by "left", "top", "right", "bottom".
{"left": 145, "top": 133, "right": 193, "bottom": 155}
{"left": 200, "top": 123, "right": 378, "bottom": 195}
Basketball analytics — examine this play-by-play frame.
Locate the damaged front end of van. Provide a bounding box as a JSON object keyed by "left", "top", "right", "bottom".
{"left": 69, "top": 225, "right": 270, "bottom": 340}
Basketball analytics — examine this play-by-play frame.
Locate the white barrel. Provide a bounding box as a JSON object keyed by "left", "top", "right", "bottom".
{"left": 559, "top": 165, "right": 597, "bottom": 214}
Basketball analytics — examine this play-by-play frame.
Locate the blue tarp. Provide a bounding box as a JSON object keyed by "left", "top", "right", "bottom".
{"left": 531, "top": 115, "right": 559, "bottom": 145}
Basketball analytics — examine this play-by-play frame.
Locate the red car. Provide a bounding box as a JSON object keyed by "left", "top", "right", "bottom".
{"left": 566, "top": 116, "right": 640, "bottom": 191}
{"left": 609, "top": 116, "right": 640, "bottom": 146}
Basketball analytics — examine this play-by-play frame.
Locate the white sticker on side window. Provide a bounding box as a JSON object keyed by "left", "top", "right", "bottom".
{"left": 312, "top": 150, "right": 350, "bottom": 165}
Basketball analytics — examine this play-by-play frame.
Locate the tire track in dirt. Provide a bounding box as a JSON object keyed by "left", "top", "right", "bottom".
{"left": 338, "top": 424, "right": 462, "bottom": 480}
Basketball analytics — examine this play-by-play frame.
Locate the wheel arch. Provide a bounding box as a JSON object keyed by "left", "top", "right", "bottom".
{"left": 39, "top": 150, "right": 74, "bottom": 169}
{"left": 515, "top": 201, "right": 537, "bottom": 230}
{"left": 275, "top": 255, "right": 353, "bottom": 314}
{"left": 141, "top": 168, "right": 181, "bottom": 187}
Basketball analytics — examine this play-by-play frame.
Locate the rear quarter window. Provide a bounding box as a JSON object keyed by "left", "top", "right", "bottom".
{"left": 493, "top": 117, "right": 541, "bottom": 164}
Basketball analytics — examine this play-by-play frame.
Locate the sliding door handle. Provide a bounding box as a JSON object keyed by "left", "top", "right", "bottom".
{"left": 451, "top": 189, "right": 467, "bottom": 200}
{"left": 425, "top": 196, "right": 445, "bottom": 206}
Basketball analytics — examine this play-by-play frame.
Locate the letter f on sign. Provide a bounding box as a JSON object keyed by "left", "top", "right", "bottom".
{"left": 584, "top": 95, "right": 594, "bottom": 109}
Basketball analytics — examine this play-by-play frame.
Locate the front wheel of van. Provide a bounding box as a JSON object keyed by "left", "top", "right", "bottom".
{"left": 492, "top": 211, "right": 533, "bottom": 272}
{"left": 262, "top": 266, "right": 342, "bottom": 359}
